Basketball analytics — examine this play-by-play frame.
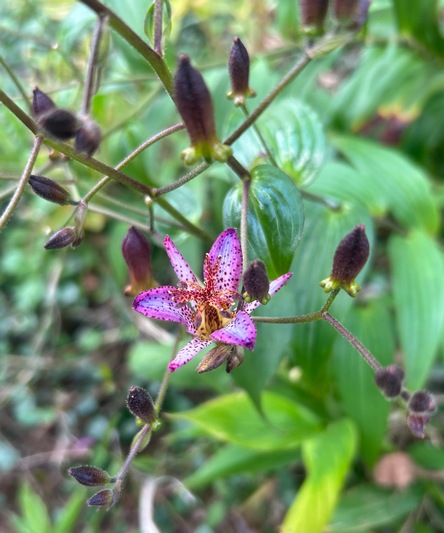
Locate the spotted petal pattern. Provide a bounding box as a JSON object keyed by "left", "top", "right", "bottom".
{"left": 168, "top": 337, "right": 212, "bottom": 372}
{"left": 164, "top": 235, "right": 198, "bottom": 284}
{"left": 206, "top": 228, "right": 242, "bottom": 293}
{"left": 133, "top": 286, "right": 195, "bottom": 334}
{"left": 210, "top": 311, "right": 256, "bottom": 350}
{"left": 244, "top": 272, "right": 293, "bottom": 314}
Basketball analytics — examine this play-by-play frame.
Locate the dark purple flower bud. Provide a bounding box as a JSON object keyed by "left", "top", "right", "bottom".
{"left": 174, "top": 54, "right": 232, "bottom": 164}
{"left": 333, "top": 0, "right": 360, "bottom": 25}
{"left": 86, "top": 489, "right": 115, "bottom": 509}
{"left": 320, "top": 224, "right": 370, "bottom": 297}
{"left": 408, "top": 391, "right": 436, "bottom": 415}
{"left": 75, "top": 117, "right": 102, "bottom": 157}
{"left": 67, "top": 465, "right": 110, "bottom": 487}
{"left": 122, "top": 227, "right": 156, "bottom": 296}
{"left": 38, "top": 108, "right": 80, "bottom": 141}
{"left": 227, "top": 37, "right": 256, "bottom": 106}
{"left": 300, "top": 0, "right": 329, "bottom": 35}
{"left": 44, "top": 227, "right": 76, "bottom": 250}
{"left": 126, "top": 386, "right": 158, "bottom": 426}
{"left": 407, "top": 413, "right": 429, "bottom": 439}
{"left": 29, "top": 174, "right": 75, "bottom": 206}
{"left": 242, "top": 260, "right": 270, "bottom": 304}
{"left": 32, "top": 87, "right": 56, "bottom": 118}
{"left": 374, "top": 365, "right": 404, "bottom": 398}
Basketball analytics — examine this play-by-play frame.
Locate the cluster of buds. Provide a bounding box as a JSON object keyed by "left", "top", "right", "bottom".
{"left": 299, "top": 0, "right": 370, "bottom": 35}
{"left": 320, "top": 224, "right": 370, "bottom": 297}
{"left": 121, "top": 227, "right": 157, "bottom": 296}
{"left": 32, "top": 87, "right": 101, "bottom": 156}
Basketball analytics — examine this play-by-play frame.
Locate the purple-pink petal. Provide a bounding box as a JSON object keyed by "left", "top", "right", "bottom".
{"left": 168, "top": 337, "right": 212, "bottom": 372}
{"left": 164, "top": 235, "right": 198, "bottom": 284}
{"left": 133, "top": 286, "right": 195, "bottom": 333}
{"left": 206, "top": 228, "right": 242, "bottom": 294}
{"left": 244, "top": 272, "right": 293, "bottom": 314}
{"left": 210, "top": 311, "right": 256, "bottom": 350}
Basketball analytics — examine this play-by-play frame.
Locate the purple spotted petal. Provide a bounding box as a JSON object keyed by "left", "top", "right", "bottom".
{"left": 206, "top": 228, "right": 242, "bottom": 293}
{"left": 168, "top": 337, "right": 212, "bottom": 372}
{"left": 133, "top": 286, "right": 195, "bottom": 333}
{"left": 164, "top": 235, "right": 198, "bottom": 284}
{"left": 244, "top": 272, "right": 293, "bottom": 314}
{"left": 210, "top": 311, "right": 256, "bottom": 350}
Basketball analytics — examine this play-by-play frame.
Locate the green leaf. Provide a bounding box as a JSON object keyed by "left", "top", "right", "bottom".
{"left": 144, "top": 0, "right": 172, "bottom": 47}
{"left": 168, "top": 391, "right": 321, "bottom": 451}
{"left": 282, "top": 419, "right": 357, "bottom": 533}
{"left": 388, "top": 230, "right": 444, "bottom": 389}
{"left": 260, "top": 99, "right": 326, "bottom": 187}
{"left": 331, "top": 135, "right": 439, "bottom": 233}
{"left": 332, "top": 299, "right": 394, "bottom": 466}
{"left": 185, "top": 443, "right": 300, "bottom": 490}
{"left": 223, "top": 164, "right": 304, "bottom": 279}
{"left": 53, "top": 489, "right": 88, "bottom": 533}
{"left": 409, "top": 441, "right": 444, "bottom": 471}
{"left": 289, "top": 201, "right": 374, "bottom": 390}
{"left": 15, "top": 482, "right": 53, "bottom": 533}
{"left": 329, "top": 483, "right": 423, "bottom": 531}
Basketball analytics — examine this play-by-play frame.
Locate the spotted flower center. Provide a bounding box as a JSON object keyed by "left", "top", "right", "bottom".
{"left": 195, "top": 303, "right": 233, "bottom": 340}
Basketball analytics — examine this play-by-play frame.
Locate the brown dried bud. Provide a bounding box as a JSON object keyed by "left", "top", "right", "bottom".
{"left": 408, "top": 391, "right": 436, "bottom": 416}
{"left": 242, "top": 260, "right": 270, "bottom": 304}
{"left": 374, "top": 365, "right": 404, "bottom": 398}
{"left": 196, "top": 344, "right": 233, "bottom": 373}
{"left": 32, "top": 87, "right": 56, "bottom": 118}
{"left": 29, "top": 174, "right": 75, "bottom": 206}
{"left": 67, "top": 465, "right": 110, "bottom": 487}
{"left": 174, "top": 54, "right": 232, "bottom": 164}
{"left": 226, "top": 346, "right": 244, "bottom": 373}
{"left": 75, "top": 117, "right": 102, "bottom": 157}
{"left": 86, "top": 489, "right": 115, "bottom": 509}
{"left": 320, "top": 224, "right": 370, "bottom": 297}
{"left": 300, "top": 0, "right": 329, "bottom": 34}
{"left": 227, "top": 37, "right": 256, "bottom": 106}
{"left": 44, "top": 227, "right": 77, "bottom": 250}
{"left": 126, "top": 386, "right": 157, "bottom": 426}
{"left": 407, "top": 413, "right": 430, "bottom": 439}
{"left": 38, "top": 108, "right": 80, "bottom": 140}
{"left": 122, "top": 227, "right": 156, "bottom": 296}
{"left": 72, "top": 200, "right": 88, "bottom": 248}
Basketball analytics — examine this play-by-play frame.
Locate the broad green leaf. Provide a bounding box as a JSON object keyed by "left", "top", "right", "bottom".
{"left": 388, "top": 231, "right": 444, "bottom": 389}
{"left": 259, "top": 99, "right": 326, "bottom": 187}
{"left": 332, "top": 299, "right": 394, "bottom": 466}
{"left": 329, "top": 483, "right": 423, "bottom": 532}
{"left": 331, "top": 135, "right": 439, "bottom": 233}
{"left": 289, "top": 201, "right": 374, "bottom": 390}
{"left": 168, "top": 391, "right": 321, "bottom": 451}
{"left": 282, "top": 419, "right": 357, "bottom": 533}
{"left": 223, "top": 164, "right": 304, "bottom": 279}
{"left": 409, "top": 441, "right": 444, "bottom": 471}
{"left": 185, "top": 444, "right": 300, "bottom": 490}
{"left": 15, "top": 482, "right": 53, "bottom": 533}
{"left": 144, "top": 0, "right": 172, "bottom": 47}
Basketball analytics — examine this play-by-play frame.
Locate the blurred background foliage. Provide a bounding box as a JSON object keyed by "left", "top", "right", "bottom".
{"left": 1, "top": 0, "right": 444, "bottom": 531}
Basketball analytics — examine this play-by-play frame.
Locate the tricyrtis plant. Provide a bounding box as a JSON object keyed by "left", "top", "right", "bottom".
{"left": 1, "top": 0, "right": 443, "bottom": 529}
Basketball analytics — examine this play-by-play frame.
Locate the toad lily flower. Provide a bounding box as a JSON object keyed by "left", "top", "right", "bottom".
{"left": 133, "top": 229, "right": 292, "bottom": 372}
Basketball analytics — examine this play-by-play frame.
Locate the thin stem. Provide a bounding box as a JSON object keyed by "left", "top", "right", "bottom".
{"left": 153, "top": 161, "right": 208, "bottom": 197}
{"left": 81, "top": 14, "right": 107, "bottom": 115}
{"left": 79, "top": 0, "right": 174, "bottom": 97}
{"left": 240, "top": 103, "right": 277, "bottom": 165}
{"left": 0, "top": 56, "right": 30, "bottom": 110}
{"left": 82, "top": 122, "right": 184, "bottom": 202}
{"left": 301, "top": 189, "right": 342, "bottom": 211}
{"left": 155, "top": 329, "right": 183, "bottom": 413}
{"left": 226, "top": 155, "right": 250, "bottom": 180}
{"left": 153, "top": 0, "right": 163, "bottom": 56}
{"left": 322, "top": 312, "right": 382, "bottom": 372}
{"left": 241, "top": 178, "right": 250, "bottom": 272}
{"left": 88, "top": 204, "right": 150, "bottom": 231}
{"left": 0, "top": 136, "right": 43, "bottom": 231}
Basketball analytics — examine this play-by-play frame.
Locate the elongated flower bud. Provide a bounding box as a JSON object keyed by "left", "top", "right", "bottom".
{"left": 29, "top": 174, "right": 75, "bottom": 206}
{"left": 242, "top": 260, "right": 270, "bottom": 304}
{"left": 126, "top": 386, "right": 158, "bottom": 427}
{"left": 68, "top": 465, "right": 110, "bottom": 487}
{"left": 32, "top": 87, "right": 56, "bottom": 118}
{"left": 122, "top": 227, "right": 156, "bottom": 296}
{"left": 44, "top": 227, "right": 77, "bottom": 250}
{"left": 196, "top": 344, "right": 232, "bottom": 373}
{"left": 300, "top": 0, "right": 329, "bottom": 35}
{"left": 87, "top": 489, "right": 115, "bottom": 509}
{"left": 227, "top": 37, "right": 256, "bottom": 106}
{"left": 320, "top": 224, "right": 370, "bottom": 297}
{"left": 39, "top": 108, "right": 80, "bottom": 140}
{"left": 174, "top": 54, "right": 232, "bottom": 164}
{"left": 75, "top": 116, "right": 102, "bottom": 157}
